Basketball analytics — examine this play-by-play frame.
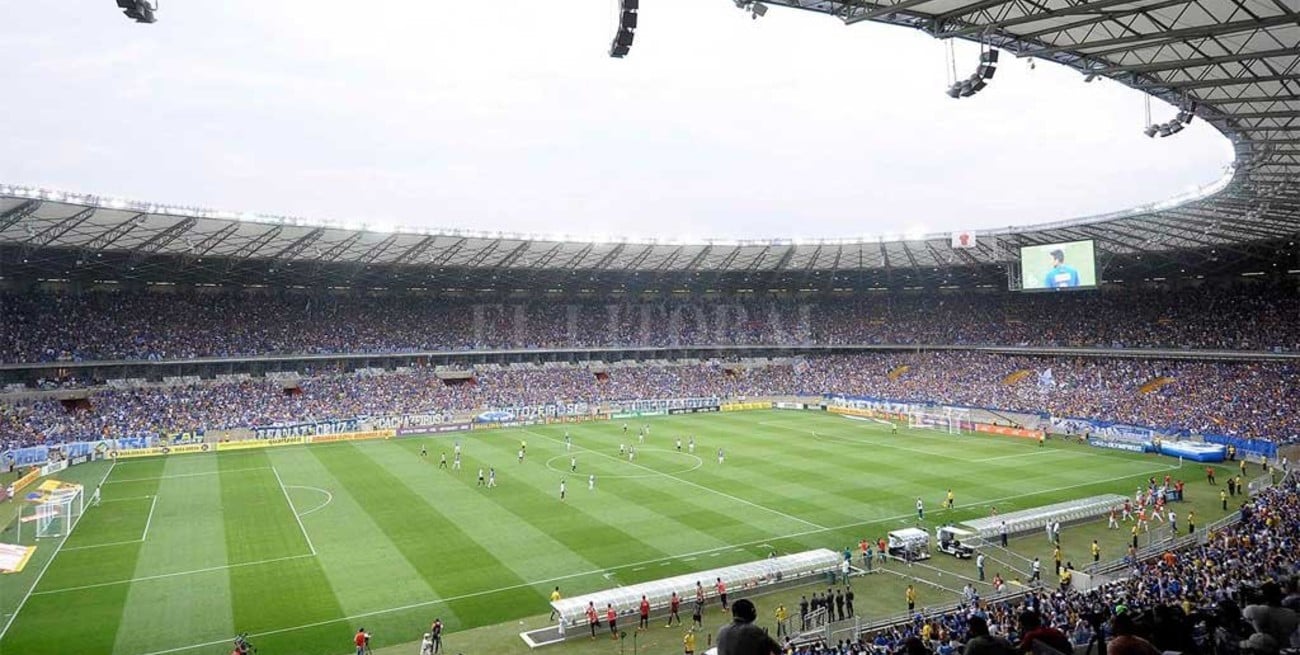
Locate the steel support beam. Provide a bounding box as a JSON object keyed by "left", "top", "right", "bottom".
{"left": 942, "top": 0, "right": 1187, "bottom": 39}
{"left": 134, "top": 218, "right": 198, "bottom": 256}
{"left": 1023, "top": 15, "right": 1297, "bottom": 59}
{"left": 25, "top": 207, "right": 96, "bottom": 247}
{"left": 0, "top": 200, "right": 41, "bottom": 232}
{"left": 225, "top": 225, "right": 282, "bottom": 261}
{"left": 394, "top": 235, "right": 439, "bottom": 265}
{"left": 271, "top": 228, "right": 325, "bottom": 261}
{"left": 1094, "top": 47, "right": 1300, "bottom": 75}
{"left": 1134, "top": 73, "right": 1300, "bottom": 91}
{"left": 84, "top": 213, "right": 146, "bottom": 252}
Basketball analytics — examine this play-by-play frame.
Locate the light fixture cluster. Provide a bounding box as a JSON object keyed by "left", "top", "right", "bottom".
{"left": 114, "top": 0, "right": 156, "bottom": 23}
{"left": 609, "top": 0, "right": 638, "bottom": 58}
{"left": 732, "top": 0, "right": 769, "bottom": 19}
{"left": 946, "top": 49, "right": 998, "bottom": 98}
{"left": 1144, "top": 101, "right": 1197, "bottom": 138}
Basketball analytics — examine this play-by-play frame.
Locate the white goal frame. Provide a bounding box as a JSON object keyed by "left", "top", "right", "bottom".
{"left": 18, "top": 484, "right": 84, "bottom": 541}
{"left": 907, "top": 407, "right": 970, "bottom": 435}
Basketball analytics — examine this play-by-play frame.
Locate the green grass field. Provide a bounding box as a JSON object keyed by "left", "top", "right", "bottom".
{"left": 0, "top": 410, "right": 1235, "bottom": 655}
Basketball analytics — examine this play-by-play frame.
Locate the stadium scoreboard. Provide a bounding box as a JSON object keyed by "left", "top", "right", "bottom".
{"left": 1019, "top": 239, "right": 1097, "bottom": 291}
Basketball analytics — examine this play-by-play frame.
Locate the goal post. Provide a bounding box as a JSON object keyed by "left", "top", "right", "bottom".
{"left": 907, "top": 407, "right": 970, "bottom": 435}
{"left": 18, "top": 483, "right": 84, "bottom": 541}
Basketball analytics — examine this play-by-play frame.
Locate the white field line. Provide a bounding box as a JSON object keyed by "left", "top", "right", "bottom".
{"left": 972, "top": 451, "right": 1069, "bottom": 464}
{"left": 285, "top": 485, "right": 334, "bottom": 518}
{"left": 101, "top": 495, "right": 156, "bottom": 504}
{"left": 31, "top": 553, "right": 316, "bottom": 596}
{"left": 523, "top": 430, "right": 826, "bottom": 531}
{"left": 0, "top": 458, "right": 117, "bottom": 641}
{"left": 273, "top": 467, "right": 317, "bottom": 555}
{"left": 140, "top": 495, "right": 159, "bottom": 542}
{"left": 136, "top": 457, "right": 1178, "bottom": 655}
{"left": 104, "top": 466, "right": 270, "bottom": 485}
{"left": 62, "top": 538, "right": 144, "bottom": 552}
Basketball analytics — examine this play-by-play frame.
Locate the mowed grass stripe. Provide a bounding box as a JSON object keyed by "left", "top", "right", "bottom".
{"left": 220, "top": 454, "right": 348, "bottom": 655}
{"left": 367, "top": 441, "right": 622, "bottom": 580}
{"left": 380, "top": 437, "right": 707, "bottom": 570}
{"left": 0, "top": 461, "right": 164, "bottom": 655}
{"left": 112, "top": 456, "right": 235, "bottom": 655}
{"left": 448, "top": 431, "right": 786, "bottom": 556}
{"left": 667, "top": 418, "right": 944, "bottom": 522}
{"left": 312, "top": 443, "right": 542, "bottom": 629}
{"left": 528, "top": 425, "right": 832, "bottom": 532}
{"left": 267, "top": 448, "right": 448, "bottom": 620}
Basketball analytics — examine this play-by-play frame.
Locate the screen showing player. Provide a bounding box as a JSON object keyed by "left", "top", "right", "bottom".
{"left": 1019, "top": 240, "right": 1097, "bottom": 290}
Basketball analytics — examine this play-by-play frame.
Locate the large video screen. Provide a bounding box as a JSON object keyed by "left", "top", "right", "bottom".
{"left": 1020, "top": 239, "right": 1097, "bottom": 290}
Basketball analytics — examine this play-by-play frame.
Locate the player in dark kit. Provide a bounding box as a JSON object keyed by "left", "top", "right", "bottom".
{"left": 420, "top": 444, "right": 427, "bottom": 458}
{"left": 438, "top": 452, "right": 447, "bottom": 469}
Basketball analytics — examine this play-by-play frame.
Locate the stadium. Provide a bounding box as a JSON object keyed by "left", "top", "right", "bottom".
{"left": 1, "top": 1, "right": 1298, "bottom": 655}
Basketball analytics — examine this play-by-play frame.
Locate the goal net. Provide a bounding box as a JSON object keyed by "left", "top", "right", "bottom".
{"left": 19, "top": 483, "right": 84, "bottom": 540}
{"left": 907, "top": 408, "right": 970, "bottom": 435}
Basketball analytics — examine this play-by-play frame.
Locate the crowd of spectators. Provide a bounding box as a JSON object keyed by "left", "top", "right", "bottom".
{"left": 803, "top": 476, "right": 1300, "bottom": 655}
{"left": 2, "top": 285, "right": 1296, "bottom": 363}
{"left": 3, "top": 353, "right": 1298, "bottom": 451}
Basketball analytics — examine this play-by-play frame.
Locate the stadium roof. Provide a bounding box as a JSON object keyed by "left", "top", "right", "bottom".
{"left": 0, "top": 0, "right": 1295, "bottom": 286}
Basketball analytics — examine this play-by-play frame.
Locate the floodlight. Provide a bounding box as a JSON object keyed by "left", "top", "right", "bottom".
{"left": 980, "top": 49, "right": 999, "bottom": 64}
{"left": 1144, "top": 125, "right": 1159, "bottom": 138}
{"left": 977, "top": 64, "right": 996, "bottom": 79}
{"left": 752, "top": 2, "right": 768, "bottom": 17}
{"left": 969, "top": 75, "right": 987, "bottom": 92}
{"left": 1158, "top": 124, "right": 1173, "bottom": 137}
{"left": 946, "top": 84, "right": 962, "bottom": 98}
{"left": 959, "top": 79, "right": 976, "bottom": 97}
{"left": 622, "top": 10, "right": 638, "bottom": 28}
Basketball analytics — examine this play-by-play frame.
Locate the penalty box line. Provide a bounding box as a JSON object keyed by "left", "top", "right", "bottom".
{"left": 273, "top": 467, "right": 318, "bottom": 556}
{"left": 136, "top": 460, "right": 1177, "bottom": 655}
{"left": 0, "top": 459, "right": 118, "bottom": 642}
{"left": 103, "top": 466, "right": 271, "bottom": 485}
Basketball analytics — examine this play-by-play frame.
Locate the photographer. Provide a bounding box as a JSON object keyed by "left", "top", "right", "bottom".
{"left": 353, "top": 627, "right": 371, "bottom": 655}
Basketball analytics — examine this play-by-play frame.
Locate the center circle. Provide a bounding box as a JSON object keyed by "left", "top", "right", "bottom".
{"left": 545, "top": 448, "right": 704, "bottom": 479}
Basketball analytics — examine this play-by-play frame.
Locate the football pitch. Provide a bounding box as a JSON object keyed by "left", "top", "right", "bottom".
{"left": 0, "top": 410, "right": 1203, "bottom": 655}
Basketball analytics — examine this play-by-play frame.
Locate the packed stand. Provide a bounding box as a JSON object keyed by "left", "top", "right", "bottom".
{"left": 2, "top": 285, "right": 1297, "bottom": 363}
{"left": 3, "top": 352, "right": 1298, "bottom": 450}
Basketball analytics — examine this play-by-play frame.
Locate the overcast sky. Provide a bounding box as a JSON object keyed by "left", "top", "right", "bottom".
{"left": 0, "top": 0, "right": 1234, "bottom": 239}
